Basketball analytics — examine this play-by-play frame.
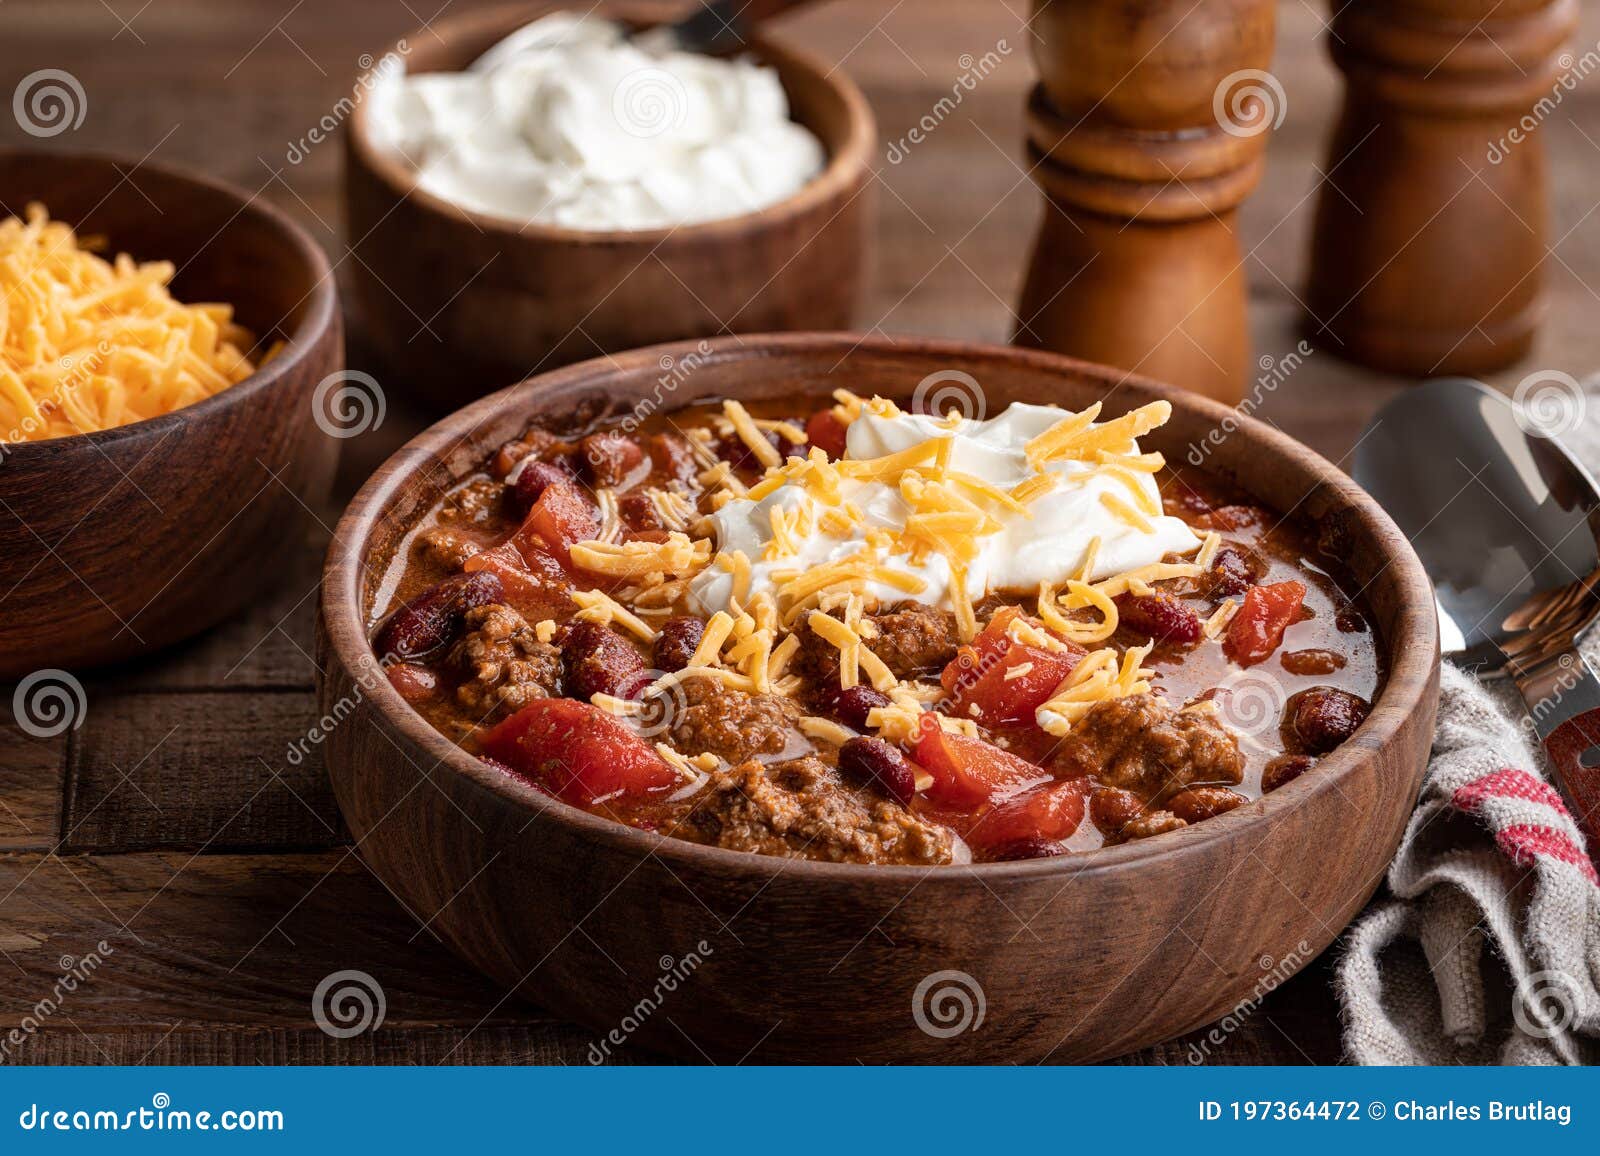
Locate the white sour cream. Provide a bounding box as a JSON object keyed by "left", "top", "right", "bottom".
{"left": 689, "top": 402, "right": 1202, "bottom": 616}
{"left": 364, "top": 13, "right": 827, "bottom": 230}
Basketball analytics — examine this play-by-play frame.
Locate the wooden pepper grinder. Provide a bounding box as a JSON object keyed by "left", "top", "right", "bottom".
{"left": 1016, "top": 0, "right": 1277, "bottom": 405}
{"left": 1306, "top": 0, "right": 1578, "bottom": 375}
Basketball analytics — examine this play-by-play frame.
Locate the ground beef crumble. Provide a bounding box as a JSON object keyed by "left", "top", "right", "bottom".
{"left": 800, "top": 602, "right": 960, "bottom": 685}
{"left": 1052, "top": 693, "right": 1244, "bottom": 806}
{"left": 668, "top": 756, "right": 954, "bottom": 864}
{"left": 447, "top": 604, "right": 561, "bottom": 719}
{"left": 668, "top": 677, "right": 797, "bottom": 763}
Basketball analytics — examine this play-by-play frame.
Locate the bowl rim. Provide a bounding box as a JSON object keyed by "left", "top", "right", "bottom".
{"left": 321, "top": 333, "right": 1440, "bottom": 883}
{"left": 0, "top": 146, "right": 338, "bottom": 459}
{"left": 345, "top": 0, "right": 877, "bottom": 245}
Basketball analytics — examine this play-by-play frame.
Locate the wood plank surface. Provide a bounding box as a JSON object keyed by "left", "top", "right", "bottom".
{"left": 0, "top": 850, "right": 1339, "bottom": 1064}
{"left": 2, "top": 0, "right": 1599, "bottom": 1065}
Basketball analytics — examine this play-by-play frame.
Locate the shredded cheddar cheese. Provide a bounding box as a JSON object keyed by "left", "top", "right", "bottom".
{"left": 0, "top": 204, "right": 261, "bottom": 443}
{"left": 571, "top": 589, "right": 659, "bottom": 643}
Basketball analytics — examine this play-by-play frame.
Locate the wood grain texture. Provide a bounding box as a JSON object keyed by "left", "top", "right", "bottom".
{"left": 0, "top": 721, "right": 66, "bottom": 853}
{"left": 1306, "top": 0, "right": 1581, "bottom": 374}
{"left": 1016, "top": 0, "right": 1276, "bottom": 403}
{"left": 0, "top": 847, "right": 1337, "bottom": 1065}
{"left": 343, "top": 1, "right": 876, "bottom": 410}
{"left": 0, "top": 151, "right": 343, "bottom": 678}
{"left": 63, "top": 690, "right": 342, "bottom": 853}
{"left": 317, "top": 334, "right": 1440, "bottom": 1064}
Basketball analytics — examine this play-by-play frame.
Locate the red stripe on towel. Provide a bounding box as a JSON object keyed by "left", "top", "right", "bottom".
{"left": 1496, "top": 823, "right": 1599, "bottom": 886}
{"left": 1451, "top": 768, "right": 1569, "bottom": 816}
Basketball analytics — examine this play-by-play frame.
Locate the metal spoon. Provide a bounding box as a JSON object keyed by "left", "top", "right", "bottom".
{"left": 633, "top": 0, "right": 825, "bottom": 55}
{"left": 1353, "top": 376, "right": 1600, "bottom": 853}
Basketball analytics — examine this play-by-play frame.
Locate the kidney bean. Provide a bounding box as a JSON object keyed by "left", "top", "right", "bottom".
{"left": 618, "top": 492, "right": 663, "bottom": 532}
{"left": 717, "top": 428, "right": 800, "bottom": 471}
{"left": 1280, "top": 648, "right": 1347, "bottom": 676}
{"left": 652, "top": 616, "right": 705, "bottom": 674}
{"left": 1090, "top": 786, "right": 1144, "bottom": 834}
{"left": 1208, "top": 545, "right": 1264, "bottom": 598}
{"left": 1334, "top": 601, "right": 1369, "bottom": 634}
{"left": 373, "top": 570, "right": 504, "bottom": 661}
{"left": 838, "top": 736, "right": 919, "bottom": 805}
{"left": 831, "top": 685, "right": 892, "bottom": 730}
{"left": 1282, "top": 686, "right": 1369, "bottom": 755}
{"left": 385, "top": 662, "right": 438, "bottom": 703}
{"left": 1262, "top": 753, "right": 1315, "bottom": 792}
{"left": 581, "top": 431, "right": 646, "bottom": 487}
{"left": 650, "top": 433, "right": 701, "bottom": 483}
{"left": 562, "top": 622, "right": 651, "bottom": 701}
{"left": 1116, "top": 593, "right": 1202, "bottom": 646}
{"left": 1167, "top": 786, "right": 1247, "bottom": 823}
{"left": 986, "top": 836, "right": 1068, "bottom": 862}
{"left": 511, "top": 459, "right": 577, "bottom": 514}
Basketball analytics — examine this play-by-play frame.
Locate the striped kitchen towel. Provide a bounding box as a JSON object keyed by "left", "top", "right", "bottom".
{"left": 1336, "top": 662, "right": 1600, "bottom": 1064}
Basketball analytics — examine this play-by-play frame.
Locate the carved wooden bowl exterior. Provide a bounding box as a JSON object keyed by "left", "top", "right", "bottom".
{"left": 317, "top": 335, "right": 1439, "bottom": 1063}
{"left": 0, "top": 150, "right": 341, "bottom": 679}
{"left": 343, "top": 2, "right": 876, "bottom": 410}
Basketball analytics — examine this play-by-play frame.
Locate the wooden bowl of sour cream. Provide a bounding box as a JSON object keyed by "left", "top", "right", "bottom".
{"left": 344, "top": 2, "right": 876, "bottom": 410}
{"left": 317, "top": 333, "right": 1439, "bottom": 1063}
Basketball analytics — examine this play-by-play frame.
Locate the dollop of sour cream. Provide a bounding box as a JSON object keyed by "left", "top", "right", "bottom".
{"left": 689, "top": 402, "right": 1202, "bottom": 616}
{"left": 365, "top": 13, "right": 827, "bottom": 230}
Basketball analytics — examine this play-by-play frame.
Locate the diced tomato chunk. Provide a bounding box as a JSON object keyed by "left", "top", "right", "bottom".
{"left": 463, "top": 544, "right": 571, "bottom": 620}
{"left": 511, "top": 480, "right": 599, "bottom": 569}
{"left": 480, "top": 699, "right": 678, "bottom": 806}
{"left": 940, "top": 609, "right": 1084, "bottom": 724}
{"left": 967, "top": 778, "right": 1088, "bottom": 850}
{"left": 1224, "top": 580, "right": 1307, "bottom": 666}
{"left": 912, "top": 722, "right": 1050, "bottom": 811}
{"left": 946, "top": 641, "right": 1080, "bottom": 726}
{"left": 804, "top": 409, "right": 850, "bottom": 459}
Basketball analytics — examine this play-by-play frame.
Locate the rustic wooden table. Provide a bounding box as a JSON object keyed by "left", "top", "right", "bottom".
{"left": 3, "top": 0, "right": 1599, "bottom": 1065}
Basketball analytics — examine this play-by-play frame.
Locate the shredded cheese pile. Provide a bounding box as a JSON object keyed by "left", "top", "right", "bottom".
{"left": 0, "top": 204, "right": 260, "bottom": 443}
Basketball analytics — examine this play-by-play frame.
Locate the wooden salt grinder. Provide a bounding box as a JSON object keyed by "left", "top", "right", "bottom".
{"left": 1305, "top": 0, "right": 1579, "bottom": 375}
{"left": 1016, "top": 0, "right": 1277, "bottom": 405}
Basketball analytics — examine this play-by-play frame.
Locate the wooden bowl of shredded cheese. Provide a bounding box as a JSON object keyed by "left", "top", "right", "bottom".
{"left": 0, "top": 150, "right": 341, "bottom": 677}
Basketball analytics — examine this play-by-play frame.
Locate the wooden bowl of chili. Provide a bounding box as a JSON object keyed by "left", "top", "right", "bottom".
{"left": 317, "top": 334, "right": 1439, "bottom": 1063}
{"left": 0, "top": 150, "right": 341, "bottom": 678}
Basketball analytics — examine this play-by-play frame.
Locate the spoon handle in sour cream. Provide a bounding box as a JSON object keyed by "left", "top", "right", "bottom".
{"left": 635, "top": 0, "right": 831, "bottom": 55}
